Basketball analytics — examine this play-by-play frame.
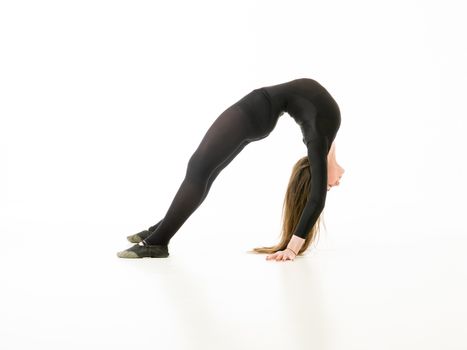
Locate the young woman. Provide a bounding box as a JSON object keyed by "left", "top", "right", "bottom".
{"left": 117, "top": 78, "right": 344, "bottom": 261}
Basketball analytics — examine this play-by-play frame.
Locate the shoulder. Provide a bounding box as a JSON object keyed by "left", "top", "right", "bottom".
{"left": 305, "top": 135, "right": 331, "bottom": 154}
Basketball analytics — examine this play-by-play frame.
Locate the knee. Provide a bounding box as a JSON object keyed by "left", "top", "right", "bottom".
{"left": 186, "top": 151, "right": 212, "bottom": 180}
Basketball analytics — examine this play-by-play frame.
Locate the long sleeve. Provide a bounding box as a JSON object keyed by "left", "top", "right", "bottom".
{"left": 292, "top": 136, "right": 329, "bottom": 239}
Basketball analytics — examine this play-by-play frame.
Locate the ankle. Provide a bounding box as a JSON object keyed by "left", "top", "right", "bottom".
{"left": 142, "top": 240, "right": 168, "bottom": 247}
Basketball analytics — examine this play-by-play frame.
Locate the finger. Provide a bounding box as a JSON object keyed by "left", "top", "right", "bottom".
{"left": 266, "top": 252, "right": 277, "bottom": 260}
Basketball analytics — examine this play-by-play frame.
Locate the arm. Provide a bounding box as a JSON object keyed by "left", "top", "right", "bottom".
{"left": 289, "top": 136, "right": 329, "bottom": 243}
{"left": 267, "top": 136, "right": 329, "bottom": 261}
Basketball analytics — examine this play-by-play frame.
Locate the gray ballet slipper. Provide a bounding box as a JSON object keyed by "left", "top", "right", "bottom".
{"left": 117, "top": 242, "right": 169, "bottom": 259}
{"left": 126, "top": 230, "right": 152, "bottom": 243}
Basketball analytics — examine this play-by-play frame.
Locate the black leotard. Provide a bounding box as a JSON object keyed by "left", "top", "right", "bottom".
{"left": 143, "top": 78, "right": 341, "bottom": 245}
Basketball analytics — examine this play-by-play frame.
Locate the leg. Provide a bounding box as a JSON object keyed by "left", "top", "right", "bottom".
{"left": 127, "top": 136, "right": 247, "bottom": 244}
{"left": 125, "top": 218, "right": 163, "bottom": 243}
{"left": 143, "top": 104, "right": 257, "bottom": 245}
{"left": 199, "top": 137, "right": 248, "bottom": 203}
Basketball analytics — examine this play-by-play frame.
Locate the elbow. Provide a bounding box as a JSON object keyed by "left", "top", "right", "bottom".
{"left": 309, "top": 197, "right": 326, "bottom": 212}
{"left": 316, "top": 202, "right": 325, "bottom": 215}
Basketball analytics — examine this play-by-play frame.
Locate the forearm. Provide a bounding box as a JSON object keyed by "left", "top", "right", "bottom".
{"left": 286, "top": 234, "right": 306, "bottom": 255}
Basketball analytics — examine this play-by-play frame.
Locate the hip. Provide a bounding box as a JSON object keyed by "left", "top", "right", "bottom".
{"left": 234, "top": 88, "right": 276, "bottom": 135}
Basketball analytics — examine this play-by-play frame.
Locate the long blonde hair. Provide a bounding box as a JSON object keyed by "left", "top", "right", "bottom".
{"left": 250, "top": 156, "right": 326, "bottom": 255}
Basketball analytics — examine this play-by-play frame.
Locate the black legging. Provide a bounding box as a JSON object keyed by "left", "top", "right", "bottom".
{"left": 143, "top": 88, "right": 277, "bottom": 245}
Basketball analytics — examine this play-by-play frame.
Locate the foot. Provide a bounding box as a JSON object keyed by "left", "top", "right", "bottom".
{"left": 117, "top": 241, "right": 169, "bottom": 259}
{"left": 126, "top": 221, "right": 161, "bottom": 243}
{"left": 126, "top": 230, "right": 152, "bottom": 243}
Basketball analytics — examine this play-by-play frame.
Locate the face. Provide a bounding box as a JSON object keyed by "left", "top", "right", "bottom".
{"left": 327, "top": 161, "right": 345, "bottom": 191}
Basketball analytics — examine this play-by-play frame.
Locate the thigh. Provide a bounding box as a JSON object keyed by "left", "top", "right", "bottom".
{"left": 187, "top": 104, "right": 255, "bottom": 177}
{"left": 195, "top": 105, "right": 254, "bottom": 157}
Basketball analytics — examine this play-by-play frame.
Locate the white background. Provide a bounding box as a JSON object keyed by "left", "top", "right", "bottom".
{"left": 1, "top": 1, "right": 466, "bottom": 349}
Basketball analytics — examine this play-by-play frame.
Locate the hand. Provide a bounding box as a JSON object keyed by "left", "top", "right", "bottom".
{"left": 266, "top": 248, "right": 296, "bottom": 262}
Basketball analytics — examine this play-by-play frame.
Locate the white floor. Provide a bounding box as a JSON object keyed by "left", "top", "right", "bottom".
{"left": 2, "top": 221, "right": 466, "bottom": 350}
